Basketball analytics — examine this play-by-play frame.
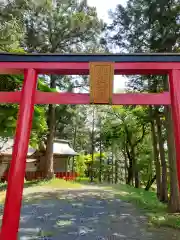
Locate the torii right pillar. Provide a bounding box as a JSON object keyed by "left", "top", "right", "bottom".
{"left": 169, "top": 69, "right": 180, "bottom": 190}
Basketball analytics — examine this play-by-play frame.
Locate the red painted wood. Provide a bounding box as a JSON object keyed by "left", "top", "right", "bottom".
{"left": 35, "top": 91, "right": 90, "bottom": 105}
{"left": 169, "top": 69, "right": 180, "bottom": 190}
{"left": 0, "top": 69, "right": 37, "bottom": 240}
{"left": 0, "top": 91, "right": 171, "bottom": 105}
{"left": 0, "top": 69, "right": 22, "bottom": 74}
{"left": 112, "top": 92, "right": 171, "bottom": 105}
{"left": 0, "top": 91, "right": 21, "bottom": 103}
{"left": 55, "top": 172, "right": 78, "bottom": 180}
{"left": 1, "top": 171, "right": 78, "bottom": 181}
{"left": 0, "top": 62, "right": 180, "bottom": 75}
{"left": 0, "top": 59, "right": 179, "bottom": 239}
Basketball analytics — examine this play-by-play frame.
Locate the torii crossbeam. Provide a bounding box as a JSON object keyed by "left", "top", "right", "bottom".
{"left": 0, "top": 53, "right": 180, "bottom": 239}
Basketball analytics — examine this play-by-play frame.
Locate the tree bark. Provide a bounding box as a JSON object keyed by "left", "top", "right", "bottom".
{"left": 45, "top": 75, "right": 56, "bottom": 179}
{"left": 115, "top": 150, "right": 118, "bottom": 184}
{"left": 72, "top": 119, "right": 77, "bottom": 174}
{"left": 125, "top": 124, "right": 145, "bottom": 187}
{"left": 165, "top": 105, "right": 180, "bottom": 212}
{"left": 134, "top": 171, "right": 140, "bottom": 188}
{"left": 163, "top": 77, "right": 180, "bottom": 212}
{"left": 0, "top": 164, "right": 9, "bottom": 180}
{"left": 111, "top": 143, "right": 114, "bottom": 184}
{"left": 126, "top": 147, "right": 133, "bottom": 185}
{"left": 133, "top": 149, "right": 140, "bottom": 188}
{"left": 155, "top": 107, "right": 168, "bottom": 203}
{"left": 90, "top": 106, "right": 95, "bottom": 182}
{"left": 145, "top": 175, "right": 156, "bottom": 191}
{"left": 99, "top": 126, "right": 102, "bottom": 183}
{"left": 122, "top": 149, "right": 128, "bottom": 184}
{"left": 149, "top": 106, "right": 161, "bottom": 199}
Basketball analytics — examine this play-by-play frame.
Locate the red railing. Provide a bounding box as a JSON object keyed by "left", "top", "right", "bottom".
{"left": 1, "top": 171, "right": 78, "bottom": 182}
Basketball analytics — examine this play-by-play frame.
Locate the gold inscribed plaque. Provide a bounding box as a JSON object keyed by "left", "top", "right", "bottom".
{"left": 90, "top": 62, "right": 114, "bottom": 104}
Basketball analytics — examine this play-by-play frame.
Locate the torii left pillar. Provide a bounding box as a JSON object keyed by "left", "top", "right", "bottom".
{"left": 0, "top": 69, "right": 37, "bottom": 240}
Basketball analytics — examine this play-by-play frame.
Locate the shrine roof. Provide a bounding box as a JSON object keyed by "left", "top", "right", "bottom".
{"left": 0, "top": 139, "right": 78, "bottom": 156}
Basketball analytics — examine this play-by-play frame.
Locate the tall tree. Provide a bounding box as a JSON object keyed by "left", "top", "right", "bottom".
{"left": 2, "top": 0, "right": 104, "bottom": 178}
{"left": 108, "top": 0, "right": 180, "bottom": 211}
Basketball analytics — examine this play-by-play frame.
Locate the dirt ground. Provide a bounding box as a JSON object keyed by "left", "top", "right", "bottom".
{"left": 15, "top": 187, "right": 180, "bottom": 240}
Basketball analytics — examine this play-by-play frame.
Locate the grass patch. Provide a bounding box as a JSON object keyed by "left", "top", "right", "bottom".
{"left": 75, "top": 177, "right": 99, "bottom": 184}
{"left": 37, "top": 230, "right": 54, "bottom": 237}
{"left": 106, "top": 184, "right": 180, "bottom": 229}
{"left": 0, "top": 178, "right": 83, "bottom": 192}
{"left": 33, "top": 178, "right": 82, "bottom": 189}
{"left": 0, "top": 178, "right": 83, "bottom": 204}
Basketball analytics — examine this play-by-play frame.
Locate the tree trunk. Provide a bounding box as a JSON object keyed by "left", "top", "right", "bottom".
{"left": 115, "top": 151, "right": 118, "bottom": 184}
{"left": 99, "top": 131, "right": 102, "bottom": 183}
{"left": 72, "top": 120, "right": 77, "bottom": 174}
{"left": 45, "top": 75, "right": 56, "bottom": 179}
{"left": 155, "top": 107, "right": 168, "bottom": 202}
{"left": 0, "top": 164, "right": 9, "bottom": 180}
{"left": 126, "top": 145, "right": 133, "bottom": 185}
{"left": 133, "top": 150, "right": 140, "bottom": 188}
{"left": 165, "top": 105, "right": 180, "bottom": 212}
{"left": 122, "top": 149, "right": 128, "bottom": 184}
{"left": 127, "top": 164, "right": 133, "bottom": 185}
{"left": 111, "top": 143, "right": 114, "bottom": 184}
{"left": 149, "top": 107, "right": 161, "bottom": 199}
{"left": 90, "top": 106, "right": 95, "bottom": 182}
{"left": 98, "top": 116, "right": 102, "bottom": 183}
{"left": 163, "top": 77, "right": 180, "bottom": 212}
{"left": 134, "top": 170, "right": 140, "bottom": 188}
{"left": 145, "top": 175, "right": 156, "bottom": 191}
{"left": 125, "top": 125, "right": 142, "bottom": 187}
{"left": 107, "top": 157, "right": 111, "bottom": 183}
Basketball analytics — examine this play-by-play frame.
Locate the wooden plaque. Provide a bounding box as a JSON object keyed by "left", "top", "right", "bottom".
{"left": 90, "top": 62, "right": 114, "bottom": 104}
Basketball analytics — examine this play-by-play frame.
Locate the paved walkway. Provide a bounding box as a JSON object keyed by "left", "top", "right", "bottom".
{"left": 18, "top": 188, "right": 180, "bottom": 240}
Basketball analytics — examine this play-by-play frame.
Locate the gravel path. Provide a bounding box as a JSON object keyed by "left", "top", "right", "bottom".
{"left": 18, "top": 188, "right": 180, "bottom": 240}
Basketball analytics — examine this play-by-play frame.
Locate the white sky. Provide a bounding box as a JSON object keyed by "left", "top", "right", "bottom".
{"left": 88, "top": 0, "right": 128, "bottom": 92}
{"left": 88, "top": 0, "right": 127, "bottom": 22}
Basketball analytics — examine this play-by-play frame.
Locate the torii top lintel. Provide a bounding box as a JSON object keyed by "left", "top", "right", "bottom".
{"left": 2, "top": 53, "right": 180, "bottom": 240}
{"left": 0, "top": 53, "right": 180, "bottom": 75}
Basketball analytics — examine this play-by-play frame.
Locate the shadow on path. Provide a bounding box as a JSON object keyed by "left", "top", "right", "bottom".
{"left": 19, "top": 189, "right": 179, "bottom": 240}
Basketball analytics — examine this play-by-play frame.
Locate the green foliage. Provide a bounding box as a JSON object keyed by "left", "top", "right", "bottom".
{"left": 74, "top": 154, "right": 87, "bottom": 177}
{"left": 0, "top": 75, "right": 55, "bottom": 143}
{"left": 0, "top": 17, "right": 23, "bottom": 51}
{"left": 0, "top": 75, "right": 22, "bottom": 92}
{"left": 74, "top": 152, "right": 109, "bottom": 179}
{"left": 5, "top": 0, "right": 104, "bottom": 53}
{"left": 84, "top": 152, "right": 107, "bottom": 163}
{"left": 102, "top": 105, "right": 149, "bottom": 149}
{"left": 108, "top": 0, "right": 180, "bottom": 53}
{"left": 38, "top": 78, "right": 57, "bottom": 93}
{"left": 0, "top": 104, "right": 18, "bottom": 137}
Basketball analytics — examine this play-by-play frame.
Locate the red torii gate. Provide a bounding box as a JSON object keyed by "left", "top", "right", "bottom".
{"left": 0, "top": 53, "right": 180, "bottom": 239}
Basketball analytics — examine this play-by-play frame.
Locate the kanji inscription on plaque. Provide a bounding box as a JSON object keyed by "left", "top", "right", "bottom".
{"left": 90, "top": 62, "right": 114, "bottom": 104}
